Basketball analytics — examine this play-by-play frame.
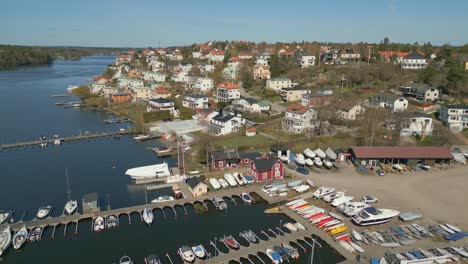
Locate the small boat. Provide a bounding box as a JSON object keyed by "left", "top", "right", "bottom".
{"left": 93, "top": 216, "right": 105, "bottom": 232}
{"left": 240, "top": 230, "right": 257, "bottom": 243}
{"left": 349, "top": 241, "right": 364, "bottom": 253}
{"left": 145, "top": 254, "right": 161, "bottom": 264}
{"left": 331, "top": 196, "right": 354, "bottom": 207}
{"left": 307, "top": 179, "right": 315, "bottom": 188}
{"left": 379, "top": 257, "right": 388, "bottom": 264}
{"left": 287, "top": 180, "right": 303, "bottom": 188}
{"left": 234, "top": 173, "right": 246, "bottom": 186}
{"left": 28, "top": 227, "right": 42, "bottom": 242}
{"left": 439, "top": 224, "right": 455, "bottom": 234}
{"left": 304, "top": 148, "right": 316, "bottom": 158}
{"left": 284, "top": 222, "right": 298, "bottom": 232}
{"left": 218, "top": 178, "right": 229, "bottom": 188}
{"left": 312, "top": 187, "right": 335, "bottom": 199}
{"left": 241, "top": 193, "right": 253, "bottom": 204}
{"left": 36, "top": 205, "right": 52, "bottom": 219}
{"left": 119, "top": 255, "right": 133, "bottom": 264}
{"left": 64, "top": 200, "right": 78, "bottom": 215}
{"left": 294, "top": 185, "right": 310, "bottom": 193}
{"left": 323, "top": 191, "right": 345, "bottom": 203}
{"left": 224, "top": 173, "right": 237, "bottom": 187}
{"left": 243, "top": 175, "right": 255, "bottom": 184}
{"left": 295, "top": 154, "right": 306, "bottom": 166}
{"left": 133, "top": 134, "right": 150, "bottom": 140}
{"left": 352, "top": 230, "right": 363, "bottom": 241}
{"left": 446, "top": 232, "right": 468, "bottom": 241}
{"left": 323, "top": 159, "right": 333, "bottom": 169}
{"left": 314, "top": 148, "right": 326, "bottom": 159}
{"left": 282, "top": 243, "right": 300, "bottom": 259}
{"left": 313, "top": 157, "right": 323, "bottom": 167}
{"left": 338, "top": 240, "right": 355, "bottom": 253}
{"left": 212, "top": 197, "right": 228, "bottom": 211}
{"left": 0, "top": 225, "right": 11, "bottom": 256}
{"left": 279, "top": 155, "right": 289, "bottom": 163}
{"left": 191, "top": 244, "right": 206, "bottom": 259}
{"left": 273, "top": 245, "right": 290, "bottom": 262}
{"left": 294, "top": 222, "right": 306, "bottom": 230}
{"left": 370, "top": 257, "right": 379, "bottom": 264}
{"left": 380, "top": 242, "right": 400, "bottom": 247}
{"left": 12, "top": 226, "right": 28, "bottom": 250}
{"left": 265, "top": 248, "right": 282, "bottom": 264}
{"left": 106, "top": 215, "right": 119, "bottom": 228}
{"left": 178, "top": 246, "right": 195, "bottom": 263}
{"left": 325, "top": 147, "right": 337, "bottom": 160}
{"left": 305, "top": 158, "right": 314, "bottom": 166}
{"left": 151, "top": 195, "right": 175, "bottom": 203}
{"left": 221, "top": 235, "right": 239, "bottom": 249}
{"left": 142, "top": 208, "right": 154, "bottom": 226}
{"left": 153, "top": 146, "right": 172, "bottom": 154}
{"left": 209, "top": 178, "right": 221, "bottom": 190}
{"left": 445, "top": 223, "right": 461, "bottom": 233}
{"left": 0, "top": 210, "right": 11, "bottom": 225}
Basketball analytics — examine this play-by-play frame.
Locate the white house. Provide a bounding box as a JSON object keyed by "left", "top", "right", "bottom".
{"left": 235, "top": 98, "right": 271, "bottom": 113}
{"left": 239, "top": 51, "right": 253, "bottom": 60}
{"left": 147, "top": 98, "right": 176, "bottom": 115}
{"left": 369, "top": 92, "right": 408, "bottom": 112}
{"left": 337, "top": 103, "right": 365, "bottom": 120}
{"left": 142, "top": 71, "right": 166, "bottom": 82}
{"left": 193, "top": 77, "right": 214, "bottom": 93}
{"left": 282, "top": 104, "right": 318, "bottom": 134}
{"left": 216, "top": 81, "right": 241, "bottom": 102}
{"left": 266, "top": 78, "right": 293, "bottom": 91}
{"left": 440, "top": 104, "right": 468, "bottom": 133}
{"left": 300, "top": 55, "right": 316, "bottom": 68}
{"left": 402, "top": 52, "right": 428, "bottom": 70}
{"left": 100, "top": 86, "right": 119, "bottom": 97}
{"left": 228, "top": 57, "right": 241, "bottom": 67}
{"left": 255, "top": 58, "right": 269, "bottom": 66}
{"left": 118, "top": 78, "right": 144, "bottom": 88}
{"left": 171, "top": 71, "right": 189, "bottom": 83}
{"left": 210, "top": 50, "right": 225, "bottom": 64}
{"left": 223, "top": 66, "right": 239, "bottom": 80}
{"left": 183, "top": 94, "right": 209, "bottom": 110}
{"left": 192, "top": 51, "right": 202, "bottom": 59}
{"left": 90, "top": 83, "right": 107, "bottom": 94}
{"left": 200, "top": 64, "right": 215, "bottom": 73}
{"left": 398, "top": 84, "right": 439, "bottom": 102}
{"left": 208, "top": 110, "right": 246, "bottom": 136}
{"left": 149, "top": 60, "right": 165, "bottom": 71}
{"left": 389, "top": 112, "right": 434, "bottom": 136}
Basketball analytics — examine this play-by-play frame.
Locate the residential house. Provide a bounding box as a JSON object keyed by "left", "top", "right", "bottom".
{"left": 282, "top": 104, "right": 318, "bottom": 134}
{"left": 216, "top": 81, "right": 241, "bottom": 102}
{"left": 248, "top": 158, "right": 285, "bottom": 182}
{"left": 171, "top": 70, "right": 189, "bottom": 83}
{"left": 398, "top": 83, "right": 439, "bottom": 102}
{"left": 280, "top": 85, "right": 310, "bottom": 102}
{"left": 193, "top": 77, "right": 214, "bottom": 93}
{"left": 182, "top": 94, "right": 209, "bottom": 110}
{"left": 117, "top": 54, "right": 131, "bottom": 64}
{"left": 228, "top": 57, "right": 241, "bottom": 67}
{"left": 301, "top": 93, "right": 332, "bottom": 107}
{"left": 147, "top": 98, "right": 175, "bottom": 114}
{"left": 339, "top": 49, "right": 361, "bottom": 64}
{"left": 379, "top": 51, "right": 409, "bottom": 63}
{"left": 255, "top": 58, "right": 269, "bottom": 66}
{"left": 388, "top": 112, "right": 434, "bottom": 136}
{"left": 266, "top": 78, "right": 293, "bottom": 91}
{"left": 208, "top": 110, "right": 245, "bottom": 136}
{"left": 223, "top": 66, "right": 239, "bottom": 80}
{"left": 192, "top": 51, "right": 202, "bottom": 59}
{"left": 200, "top": 64, "right": 215, "bottom": 73}
{"left": 239, "top": 50, "right": 253, "bottom": 60}
{"left": 211, "top": 149, "right": 240, "bottom": 169}
{"left": 131, "top": 86, "right": 152, "bottom": 101}
{"left": 239, "top": 152, "right": 263, "bottom": 166}
{"left": 110, "top": 92, "right": 132, "bottom": 104}
{"left": 253, "top": 65, "right": 271, "bottom": 80}
{"left": 118, "top": 78, "right": 144, "bottom": 88}
{"left": 401, "top": 52, "right": 428, "bottom": 70}
{"left": 90, "top": 83, "right": 107, "bottom": 94}
{"left": 155, "top": 48, "right": 167, "bottom": 56}
{"left": 245, "top": 127, "right": 257, "bottom": 137}
{"left": 294, "top": 49, "right": 315, "bottom": 68}
{"left": 142, "top": 71, "right": 165, "bottom": 82}
{"left": 150, "top": 87, "right": 171, "bottom": 99}
{"left": 100, "top": 86, "right": 119, "bottom": 97}
{"left": 149, "top": 60, "right": 165, "bottom": 71}
{"left": 235, "top": 97, "right": 271, "bottom": 113}
{"left": 439, "top": 104, "right": 468, "bottom": 133}
{"left": 210, "top": 50, "right": 225, "bottom": 64}
{"left": 127, "top": 69, "right": 141, "bottom": 79}
{"left": 186, "top": 177, "right": 209, "bottom": 197}
{"left": 368, "top": 92, "right": 408, "bottom": 112}
{"left": 337, "top": 103, "right": 365, "bottom": 120}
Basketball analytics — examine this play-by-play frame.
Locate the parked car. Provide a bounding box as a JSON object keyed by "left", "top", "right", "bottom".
{"left": 376, "top": 169, "right": 385, "bottom": 176}
{"left": 296, "top": 167, "right": 309, "bottom": 175}
{"left": 418, "top": 162, "right": 431, "bottom": 170}
{"left": 361, "top": 196, "right": 378, "bottom": 203}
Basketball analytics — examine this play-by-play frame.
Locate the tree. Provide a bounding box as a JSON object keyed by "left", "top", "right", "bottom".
{"left": 447, "top": 64, "right": 467, "bottom": 96}
{"left": 361, "top": 108, "right": 389, "bottom": 146}
{"left": 239, "top": 65, "right": 253, "bottom": 90}
{"left": 208, "top": 64, "right": 224, "bottom": 85}
{"left": 188, "top": 65, "right": 201, "bottom": 76}
{"left": 419, "top": 65, "right": 437, "bottom": 85}
{"left": 269, "top": 54, "right": 281, "bottom": 78}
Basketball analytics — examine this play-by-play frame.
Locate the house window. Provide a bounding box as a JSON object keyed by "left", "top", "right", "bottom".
{"left": 262, "top": 172, "right": 268, "bottom": 180}
{"left": 218, "top": 161, "right": 223, "bottom": 167}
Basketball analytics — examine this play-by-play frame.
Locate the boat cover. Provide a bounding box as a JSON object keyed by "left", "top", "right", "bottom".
{"left": 446, "top": 232, "right": 468, "bottom": 241}
{"left": 399, "top": 212, "right": 423, "bottom": 222}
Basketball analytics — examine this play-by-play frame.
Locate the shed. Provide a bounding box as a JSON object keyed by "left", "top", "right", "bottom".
{"left": 82, "top": 192, "right": 100, "bottom": 214}
{"left": 186, "top": 177, "right": 209, "bottom": 197}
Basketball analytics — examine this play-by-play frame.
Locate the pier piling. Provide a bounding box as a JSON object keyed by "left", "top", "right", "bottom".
{"left": 229, "top": 196, "right": 237, "bottom": 207}
{"left": 127, "top": 214, "right": 132, "bottom": 224}
{"left": 166, "top": 253, "right": 174, "bottom": 264}
{"left": 161, "top": 208, "right": 167, "bottom": 219}
{"left": 171, "top": 207, "right": 177, "bottom": 219}
{"left": 74, "top": 221, "right": 78, "bottom": 235}
{"left": 182, "top": 205, "right": 188, "bottom": 216}
{"left": 52, "top": 224, "right": 57, "bottom": 239}
{"left": 64, "top": 223, "right": 67, "bottom": 237}
{"left": 253, "top": 254, "right": 265, "bottom": 264}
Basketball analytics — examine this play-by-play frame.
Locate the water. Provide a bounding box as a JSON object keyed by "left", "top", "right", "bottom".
{"left": 0, "top": 57, "right": 344, "bottom": 263}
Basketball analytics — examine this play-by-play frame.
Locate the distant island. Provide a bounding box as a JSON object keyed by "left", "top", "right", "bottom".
{"left": 0, "top": 45, "right": 123, "bottom": 70}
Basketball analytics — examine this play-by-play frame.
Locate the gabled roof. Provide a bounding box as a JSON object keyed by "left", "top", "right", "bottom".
{"left": 282, "top": 85, "right": 310, "bottom": 91}
{"left": 351, "top": 146, "right": 453, "bottom": 159}
{"left": 394, "top": 111, "right": 432, "bottom": 119}
{"left": 149, "top": 97, "right": 172, "bottom": 104}
{"left": 404, "top": 52, "right": 426, "bottom": 60}
{"left": 285, "top": 104, "right": 311, "bottom": 115}
{"left": 252, "top": 158, "right": 279, "bottom": 171}
{"left": 217, "top": 81, "right": 240, "bottom": 89}
{"left": 153, "top": 87, "right": 171, "bottom": 94}
{"left": 212, "top": 149, "right": 239, "bottom": 161}
{"left": 444, "top": 104, "right": 468, "bottom": 110}
{"left": 239, "top": 152, "right": 262, "bottom": 159}
{"left": 212, "top": 114, "right": 236, "bottom": 122}
{"left": 186, "top": 177, "right": 207, "bottom": 189}
{"left": 241, "top": 97, "right": 258, "bottom": 105}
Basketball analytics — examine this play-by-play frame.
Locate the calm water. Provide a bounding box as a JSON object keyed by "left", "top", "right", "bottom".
{"left": 0, "top": 57, "right": 344, "bottom": 263}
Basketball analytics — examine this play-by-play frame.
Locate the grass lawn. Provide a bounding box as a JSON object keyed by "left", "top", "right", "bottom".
{"left": 107, "top": 103, "right": 146, "bottom": 121}
{"left": 212, "top": 133, "right": 274, "bottom": 149}
{"left": 463, "top": 129, "right": 468, "bottom": 139}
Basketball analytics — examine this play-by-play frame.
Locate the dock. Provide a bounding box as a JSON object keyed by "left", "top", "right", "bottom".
{"left": 50, "top": 94, "right": 72, "bottom": 98}
{"left": 0, "top": 130, "right": 135, "bottom": 150}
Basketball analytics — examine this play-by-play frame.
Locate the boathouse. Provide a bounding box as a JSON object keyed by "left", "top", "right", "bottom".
{"left": 239, "top": 152, "right": 263, "bottom": 166}
{"left": 248, "top": 158, "right": 284, "bottom": 182}
{"left": 350, "top": 146, "right": 453, "bottom": 168}
{"left": 211, "top": 149, "right": 240, "bottom": 169}
{"left": 82, "top": 192, "right": 100, "bottom": 213}
{"left": 186, "top": 177, "right": 209, "bottom": 197}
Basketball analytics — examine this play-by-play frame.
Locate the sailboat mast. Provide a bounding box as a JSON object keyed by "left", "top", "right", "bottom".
{"left": 66, "top": 168, "right": 71, "bottom": 201}
{"left": 310, "top": 239, "right": 315, "bottom": 264}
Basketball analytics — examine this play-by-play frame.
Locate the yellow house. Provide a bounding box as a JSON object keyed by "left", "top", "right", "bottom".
{"left": 186, "top": 177, "right": 209, "bottom": 197}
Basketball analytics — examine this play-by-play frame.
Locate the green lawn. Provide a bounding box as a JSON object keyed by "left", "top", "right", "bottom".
{"left": 212, "top": 134, "right": 274, "bottom": 149}
{"left": 463, "top": 129, "right": 468, "bottom": 139}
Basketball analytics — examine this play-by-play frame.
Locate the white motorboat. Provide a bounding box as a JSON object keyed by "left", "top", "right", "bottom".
{"left": 119, "top": 255, "right": 133, "bottom": 264}
{"left": 133, "top": 134, "right": 150, "bottom": 140}
{"left": 142, "top": 208, "right": 154, "bottom": 226}
{"left": 293, "top": 185, "right": 310, "bottom": 193}
{"left": 234, "top": 173, "right": 246, "bottom": 186}
{"left": 209, "top": 178, "right": 221, "bottom": 190}
{"left": 151, "top": 195, "right": 175, "bottom": 203}
{"left": 286, "top": 199, "right": 306, "bottom": 207}
{"left": 0, "top": 211, "right": 11, "bottom": 225}
{"left": 125, "top": 162, "right": 170, "bottom": 180}
{"left": 349, "top": 241, "right": 364, "bottom": 253}
{"left": 325, "top": 147, "right": 337, "bottom": 160}
{"left": 312, "top": 187, "right": 335, "bottom": 199}
{"left": 323, "top": 159, "right": 333, "bottom": 169}
{"left": 284, "top": 222, "right": 298, "bottom": 232}
{"left": 295, "top": 154, "right": 306, "bottom": 166}
{"left": 287, "top": 180, "right": 303, "bottom": 188}
{"left": 212, "top": 197, "right": 228, "bottom": 210}
{"left": 106, "top": 215, "right": 119, "bottom": 228}
{"left": 67, "top": 85, "right": 79, "bottom": 93}
{"left": 337, "top": 201, "right": 352, "bottom": 213}
{"left": 439, "top": 224, "right": 455, "bottom": 234}
{"left": 0, "top": 225, "right": 11, "bottom": 256}
{"left": 279, "top": 155, "right": 289, "bottom": 163}
{"left": 191, "top": 244, "right": 206, "bottom": 259}
{"left": 265, "top": 248, "right": 282, "bottom": 264}
{"left": 12, "top": 226, "right": 28, "bottom": 250}
{"left": 218, "top": 178, "right": 229, "bottom": 188}
{"left": 294, "top": 223, "right": 306, "bottom": 230}
{"left": 331, "top": 196, "right": 354, "bottom": 207}
{"left": 241, "top": 193, "right": 253, "bottom": 204}
{"left": 224, "top": 173, "right": 237, "bottom": 187}
{"left": 305, "top": 158, "right": 314, "bottom": 166}
{"left": 323, "top": 191, "right": 345, "bottom": 203}
{"left": 304, "top": 148, "right": 316, "bottom": 158}
{"left": 352, "top": 230, "right": 363, "bottom": 241}
{"left": 93, "top": 216, "right": 105, "bottom": 232}
{"left": 352, "top": 207, "right": 400, "bottom": 226}
{"left": 179, "top": 246, "right": 195, "bottom": 263}
{"left": 338, "top": 240, "right": 355, "bottom": 253}
{"left": 314, "top": 148, "right": 326, "bottom": 159}
{"left": 36, "top": 205, "right": 52, "bottom": 219}
{"left": 343, "top": 202, "right": 370, "bottom": 217}
{"left": 313, "top": 157, "right": 323, "bottom": 167}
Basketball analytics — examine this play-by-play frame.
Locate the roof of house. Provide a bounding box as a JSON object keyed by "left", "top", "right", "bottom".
{"left": 394, "top": 111, "right": 432, "bottom": 119}
{"left": 239, "top": 50, "right": 252, "bottom": 56}
{"left": 257, "top": 100, "right": 271, "bottom": 107}
{"left": 185, "top": 94, "right": 208, "bottom": 99}
{"left": 285, "top": 104, "right": 311, "bottom": 114}
{"left": 282, "top": 85, "right": 310, "bottom": 91}
{"left": 210, "top": 50, "right": 225, "bottom": 55}
{"left": 404, "top": 52, "right": 426, "bottom": 60}
{"left": 239, "top": 151, "right": 262, "bottom": 159}
{"left": 252, "top": 158, "right": 279, "bottom": 171}
{"left": 444, "top": 104, "right": 468, "bottom": 110}
{"left": 229, "top": 56, "right": 240, "bottom": 62}
{"left": 242, "top": 97, "right": 258, "bottom": 105}
{"left": 217, "top": 81, "right": 240, "bottom": 89}
{"left": 212, "top": 113, "right": 236, "bottom": 122}
{"left": 338, "top": 102, "right": 361, "bottom": 111}
{"left": 351, "top": 146, "right": 453, "bottom": 159}
{"left": 378, "top": 92, "right": 404, "bottom": 101}
{"left": 149, "top": 97, "right": 172, "bottom": 104}
{"left": 186, "top": 177, "right": 207, "bottom": 189}
{"left": 111, "top": 92, "right": 131, "bottom": 96}
{"left": 212, "top": 149, "right": 240, "bottom": 161}
{"left": 379, "top": 51, "right": 410, "bottom": 59}
{"left": 153, "top": 87, "right": 171, "bottom": 94}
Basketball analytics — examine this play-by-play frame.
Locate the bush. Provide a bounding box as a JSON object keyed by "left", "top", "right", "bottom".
{"left": 143, "top": 110, "right": 172, "bottom": 122}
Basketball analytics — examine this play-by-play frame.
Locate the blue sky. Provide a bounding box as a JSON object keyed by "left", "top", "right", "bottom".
{"left": 1, "top": 0, "right": 467, "bottom": 47}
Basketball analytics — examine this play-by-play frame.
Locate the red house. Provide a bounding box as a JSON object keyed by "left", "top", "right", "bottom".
{"left": 239, "top": 152, "right": 263, "bottom": 166}
{"left": 211, "top": 149, "right": 240, "bottom": 169}
{"left": 248, "top": 158, "right": 284, "bottom": 182}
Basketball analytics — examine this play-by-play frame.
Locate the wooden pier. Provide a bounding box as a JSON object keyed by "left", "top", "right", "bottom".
{"left": 0, "top": 130, "right": 135, "bottom": 150}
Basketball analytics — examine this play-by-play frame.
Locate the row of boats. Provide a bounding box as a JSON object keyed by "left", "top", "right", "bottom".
{"left": 292, "top": 148, "right": 337, "bottom": 168}
{"left": 0, "top": 225, "right": 44, "bottom": 256}
{"left": 374, "top": 246, "right": 468, "bottom": 264}
{"left": 0, "top": 201, "right": 77, "bottom": 225}
{"left": 209, "top": 173, "right": 255, "bottom": 190}
{"left": 261, "top": 180, "right": 314, "bottom": 197}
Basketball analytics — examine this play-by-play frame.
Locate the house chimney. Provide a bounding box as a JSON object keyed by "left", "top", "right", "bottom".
{"left": 219, "top": 107, "right": 223, "bottom": 116}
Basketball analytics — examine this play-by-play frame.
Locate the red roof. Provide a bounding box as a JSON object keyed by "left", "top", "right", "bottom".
{"left": 352, "top": 147, "right": 453, "bottom": 159}
{"left": 229, "top": 56, "right": 240, "bottom": 62}
{"left": 210, "top": 50, "right": 225, "bottom": 55}
{"left": 379, "top": 51, "right": 409, "bottom": 60}
{"left": 247, "top": 127, "right": 257, "bottom": 132}
{"left": 217, "top": 81, "right": 240, "bottom": 89}
{"left": 153, "top": 87, "right": 171, "bottom": 94}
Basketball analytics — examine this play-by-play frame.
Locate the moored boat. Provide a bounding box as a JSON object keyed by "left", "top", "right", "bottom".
{"left": 323, "top": 159, "right": 333, "bottom": 169}
{"left": 304, "top": 148, "right": 316, "bottom": 158}
{"left": 151, "top": 195, "right": 175, "bottom": 203}
{"left": 282, "top": 243, "right": 300, "bottom": 259}
{"left": 191, "top": 244, "right": 206, "bottom": 259}
{"left": 28, "top": 227, "right": 42, "bottom": 242}
{"left": 125, "top": 162, "right": 170, "bottom": 180}
{"left": 224, "top": 173, "right": 237, "bottom": 187}
{"left": 284, "top": 222, "right": 298, "bottom": 232}
{"left": 265, "top": 248, "right": 282, "bottom": 264}
{"left": 234, "top": 173, "right": 246, "bottom": 186}
{"left": 12, "top": 226, "right": 28, "bottom": 250}
{"left": 0, "top": 225, "right": 12, "bottom": 256}
{"left": 145, "top": 254, "right": 161, "bottom": 264}
{"left": 178, "top": 246, "right": 195, "bottom": 263}
{"left": 212, "top": 197, "right": 228, "bottom": 211}
{"left": 142, "top": 208, "right": 154, "bottom": 226}
{"left": 119, "top": 255, "right": 133, "bottom": 264}
{"left": 36, "top": 205, "right": 52, "bottom": 219}
{"left": 241, "top": 193, "right": 253, "bottom": 204}
{"left": 314, "top": 148, "right": 326, "bottom": 159}
{"left": 313, "top": 157, "right": 323, "bottom": 167}
{"left": 0, "top": 210, "right": 11, "bottom": 225}
{"left": 106, "top": 215, "right": 119, "bottom": 228}
{"left": 93, "top": 216, "right": 105, "bottom": 232}
{"left": 240, "top": 230, "right": 257, "bottom": 243}
{"left": 221, "top": 235, "right": 239, "bottom": 249}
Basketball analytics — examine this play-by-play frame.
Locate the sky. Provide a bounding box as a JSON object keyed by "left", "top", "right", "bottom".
{"left": 1, "top": 0, "right": 467, "bottom": 47}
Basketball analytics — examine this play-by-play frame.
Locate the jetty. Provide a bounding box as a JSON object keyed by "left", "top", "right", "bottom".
{"left": 0, "top": 129, "right": 135, "bottom": 150}
{"left": 50, "top": 94, "right": 72, "bottom": 98}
